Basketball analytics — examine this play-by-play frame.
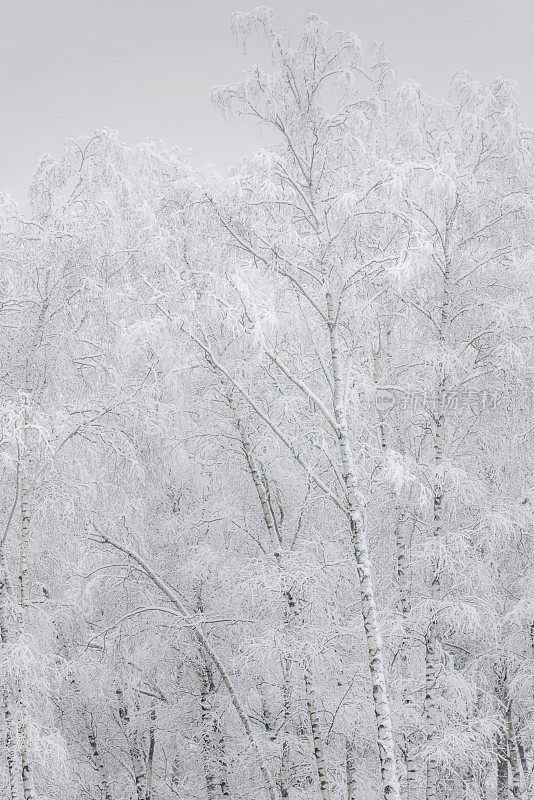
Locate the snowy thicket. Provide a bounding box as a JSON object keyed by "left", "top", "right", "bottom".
{"left": 1, "top": 9, "right": 533, "bottom": 800}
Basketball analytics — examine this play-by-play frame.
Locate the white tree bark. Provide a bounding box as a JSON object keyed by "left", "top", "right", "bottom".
{"left": 280, "top": 656, "right": 291, "bottom": 800}
{"left": 326, "top": 292, "right": 400, "bottom": 800}
{"left": 373, "top": 333, "right": 418, "bottom": 799}
{"left": 0, "top": 562, "right": 19, "bottom": 800}
{"left": 116, "top": 687, "right": 147, "bottom": 800}
{"left": 496, "top": 725, "right": 509, "bottom": 800}
{"left": 15, "top": 292, "right": 50, "bottom": 800}
{"left": 145, "top": 704, "right": 156, "bottom": 800}
{"left": 425, "top": 221, "right": 454, "bottom": 800}
{"left": 199, "top": 645, "right": 230, "bottom": 800}
{"left": 199, "top": 666, "right": 217, "bottom": 800}
{"left": 303, "top": 664, "right": 331, "bottom": 800}
{"left": 345, "top": 738, "right": 357, "bottom": 800}
{"left": 217, "top": 724, "right": 230, "bottom": 799}
{"left": 86, "top": 717, "right": 113, "bottom": 800}
{"left": 504, "top": 694, "right": 521, "bottom": 798}
{"left": 394, "top": 513, "right": 418, "bottom": 800}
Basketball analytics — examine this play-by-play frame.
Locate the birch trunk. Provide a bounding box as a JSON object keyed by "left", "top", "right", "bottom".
{"left": 0, "top": 565, "right": 19, "bottom": 800}
{"left": 425, "top": 227, "right": 454, "bottom": 800}
{"left": 424, "top": 630, "right": 439, "bottom": 800}
{"left": 394, "top": 513, "right": 418, "bottom": 800}
{"left": 69, "top": 666, "right": 113, "bottom": 800}
{"left": 202, "top": 655, "right": 230, "bottom": 799}
{"left": 216, "top": 717, "right": 230, "bottom": 798}
{"left": 515, "top": 731, "right": 528, "bottom": 780}
{"left": 18, "top": 689, "right": 34, "bottom": 800}
{"left": 425, "top": 395, "right": 445, "bottom": 800}
{"left": 227, "top": 389, "right": 332, "bottom": 800}
{"left": 18, "top": 293, "right": 49, "bottom": 614}
{"left": 2, "top": 686, "right": 19, "bottom": 800}
{"left": 326, "top": 292, "right": 400, "bottom": 800}
{"left": 496, "top": 666, "right": 510, "bottom": 800}
{"left": 373, "top": 333, "right": 418, "bottom": 800}
{"left": 145, "top": 704, "right": 156, "bottom": 800}
{"left": 345, "top": 739, "right": 357, "bottom": 800}
{"left": 497, "top": 726, "right": 509, "bottom": 800}
{"left": 200, "top": 666, "right": 217, "bottom": 800}
{"left": 505, "top": 702, "right": 521, "bottom": 798}
{"left": 17, "top": 437, "right": 36, "bottom": 800}
{"left": 303, "top": 664, "right": 331, "bottom": 800}
{"left": 171, "top": 755, "right": 180, "bottom": 794}
{"left": 280, "top": 657, "right": 291, "bottom": 800}
{"left": 16, "top": 292, "right": 50, "bottom": 800}
{"left": 260, "top": 689, "right": 274, "bottom": 741}
{"left": 86, "top": 719, "right": 113, "bottom": 800}
{"left": 116, "top": 688, "right": 147, "bottom": 800}
{"left": 15, "top": 488, "right": 35, "bottom": 800}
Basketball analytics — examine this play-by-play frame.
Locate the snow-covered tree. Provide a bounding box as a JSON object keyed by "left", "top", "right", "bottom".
{"left": 0, "top": 9, "right": 532, "bottom": 800}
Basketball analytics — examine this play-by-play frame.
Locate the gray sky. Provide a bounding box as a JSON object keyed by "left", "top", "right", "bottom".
{"left": 3, "top": 0, "right": 533, "bottom": 204}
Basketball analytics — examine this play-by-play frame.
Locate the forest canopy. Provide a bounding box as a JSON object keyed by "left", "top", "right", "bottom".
{"left": 0, "top": 8, "right": 533, "bottom": 800}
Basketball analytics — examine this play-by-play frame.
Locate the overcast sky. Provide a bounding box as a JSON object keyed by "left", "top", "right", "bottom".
{"left": 3, "top": 0, "right": 533, "bottom": 204}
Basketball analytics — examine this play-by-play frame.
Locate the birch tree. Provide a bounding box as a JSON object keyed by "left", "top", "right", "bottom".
{"left": 0, "top": 9, "right": 532, "bottom": 800}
